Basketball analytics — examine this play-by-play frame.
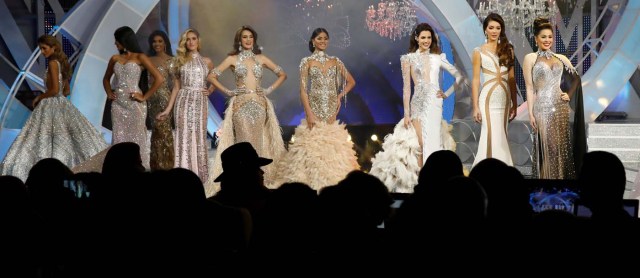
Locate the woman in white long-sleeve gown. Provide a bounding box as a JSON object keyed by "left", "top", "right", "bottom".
{"left": 370, "top": 23, "right": 462, "bottom": 193}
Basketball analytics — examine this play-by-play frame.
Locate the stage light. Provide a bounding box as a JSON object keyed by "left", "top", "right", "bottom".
{"left": 371, "top": 134, "right": 378, "bottom": 141}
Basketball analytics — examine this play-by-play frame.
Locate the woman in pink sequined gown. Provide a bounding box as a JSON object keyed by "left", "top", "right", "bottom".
{"left": 103, "top": 26, "right": 164, "bottom": 168}
{"left": 207, "top": 25, "right": 287, "bottom": 194}
{"left": 157, "top": 28, "right": 214, "bottom": 183}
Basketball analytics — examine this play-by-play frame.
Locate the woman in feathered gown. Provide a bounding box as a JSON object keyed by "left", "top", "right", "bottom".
{"left": 471, "top": 13, "right": 517, "bottom": 167}
{"left": 272, "top": 28, "right": 359, "bottom": 191}
{"left": 208, "top": 25, "right": 287, "bottom": 195}
{"left": 146, "top": 30, "right": 175, "bottom": 170}
{"left": 0, "top": 35, "right": 107, "bottom": 181}
{"left": 523, "top": 18, "right": 586, "bottom": 179}
{"left": 157, "top": 28, "right": 214, "bottom": 183}
{"left": 370, "top": 23, "right": 462, "bottom": 193}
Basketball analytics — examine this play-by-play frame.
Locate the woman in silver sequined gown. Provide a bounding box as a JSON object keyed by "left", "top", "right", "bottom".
{"left": 524, "top": 18, "right": 586, "bottom": 179}
{"left": 0, "top": 35, "right": 107, "bottom": 181}
{"left": 157, "top": 29, "right": 214, "bottom": 184}
{"left": 103, "top": 26, "right": 164, "bottom": 169}
{"left": 146, "top": 30, "right": 175, "bottom": 170}
{"left": 370, "top": 23, "right": 462, "bottom": 193}
{"left": 208, "top": 26, "right": 287, "bottom": 193}
{"left": 273, "top": 28, "right": 358, "bottom": 191}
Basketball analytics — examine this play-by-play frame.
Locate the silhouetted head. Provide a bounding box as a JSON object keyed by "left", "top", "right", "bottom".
{"left": 214, "top": 142, "right": 272, "bottom": 183}
{"left": 102, "top": 142, "right": 145, "bottom": 177}
{"left": 417, "top": 150, "right": 463, "bottom": 193}
{"left": 25, "top": 158, "right": 74, "bottom": 201}
{"left": 579, "top": 151, "right": 626, "bottom": 211}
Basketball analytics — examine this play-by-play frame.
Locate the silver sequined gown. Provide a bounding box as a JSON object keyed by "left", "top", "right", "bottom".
{"left": 272, "top": 51, "right": 359, "bottom": 190}
{"left": 174, "top": 54, "right": 209, "bottom": 182}
{"left": 0, "top": 61, "right": 108, "bottom": 181}
{"left": 531, "top": 56, "right": 575, "bottom": 179}
{"left": 209, "top": 51, "right": 286, "bottom": 194}
{"left": 111, "top": 61, "right": 149, "bottom": 168}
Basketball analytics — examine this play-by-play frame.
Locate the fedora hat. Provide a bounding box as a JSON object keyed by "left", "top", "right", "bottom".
{"left": 214, "top": 142, "right": 272, "bottom": 182}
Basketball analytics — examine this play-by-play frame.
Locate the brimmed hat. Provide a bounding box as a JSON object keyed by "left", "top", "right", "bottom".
{"left": 214, "top": 142, "right": 272, "bottom": 182}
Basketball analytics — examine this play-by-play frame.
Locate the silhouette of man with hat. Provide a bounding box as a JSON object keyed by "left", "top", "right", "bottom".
{"left": 210, "top": 142, "right": 273, "bottom": 216}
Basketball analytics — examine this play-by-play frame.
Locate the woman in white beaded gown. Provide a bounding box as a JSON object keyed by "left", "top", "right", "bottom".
{"left": 272, "top": 28, "right": 359, "bottom": 191}
{"left": 370, "top": 23, "right": 462, "bottom": 193}
{"left": 0, "top": 35, "right": 107, "bottom": 181}
{"left": 471, "top": 13, "right": 517, "bottom": 167}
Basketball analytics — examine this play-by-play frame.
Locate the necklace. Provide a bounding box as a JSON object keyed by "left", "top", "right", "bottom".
{"left": 239, "top": 50, "right": 255, "bottom": 61}
{"left": 311, "top": 51, "right": 328, "bottom": 66}
{"left": 537, "top": 50, "right": 554, "bottom": 60}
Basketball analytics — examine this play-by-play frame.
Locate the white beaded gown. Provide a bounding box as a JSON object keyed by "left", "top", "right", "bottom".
{"left": 0, "top": 61, "right": 108, "bottom": 181}
{"left": 370, "top": 51, "right": 460, "bottom": 193}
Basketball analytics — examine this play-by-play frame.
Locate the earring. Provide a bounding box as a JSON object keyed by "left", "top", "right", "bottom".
{"left": 498, "top": 38, "right": 501, "bottom": 44}
{"left": 484, "top": 33, "right": 487, "bottom": 44}
{"left": 238, "top": 45, "right": 242, "bottom": 52}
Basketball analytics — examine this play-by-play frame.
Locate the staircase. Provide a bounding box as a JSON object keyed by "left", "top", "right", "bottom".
{"left": 587, "top": 123, "right": 640, "bottom": 199}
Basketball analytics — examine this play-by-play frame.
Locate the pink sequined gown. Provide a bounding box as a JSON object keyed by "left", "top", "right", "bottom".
{"left": 174, "top": 54, "right": 209, "bottom": 182}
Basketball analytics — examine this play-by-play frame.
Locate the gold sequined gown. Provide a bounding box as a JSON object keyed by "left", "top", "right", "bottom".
{"left": 209, "top": 50, "right": 286, "bottom": 195}
{"left": 174, "top": 54, "right": 209, "bottom": 182}
{"left": 148, "top": 58, "right": 174, "bottom": 170}
{"left": 473, "top": 47, "right": 513, "bottom": 167}
{"left": 370, "top": 51, "right": 459, "bottom": 193}
{"left": 273, "top": 51, "right": 359, "bottom": 191}
{"left": 0, "top": 61, "right": 108, "bottom": 181}
{"left": 111, "top": 61, "right": 149, "bottom": 168}
{"left": 531, "top": 54, "right": 575, "bottom": 179}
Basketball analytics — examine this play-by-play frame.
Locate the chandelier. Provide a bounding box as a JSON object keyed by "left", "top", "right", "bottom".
{"left": 366, "top": 0, "right": 417, "bottom": 41}
{"left": 476, "top": 0, "right": 559, "bottom": 32}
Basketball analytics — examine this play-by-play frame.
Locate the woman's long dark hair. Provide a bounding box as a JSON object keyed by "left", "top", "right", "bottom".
{"left": 408, "top": 23, "right": 441, "bottom": 54}
{"left": 147, "top": 30, "right": 173, "bottom": 57}
{"left": 483, "top": 13, "right": 514, "bottom": 68}
{"left": 114, "top": 26, "right": 143, "bottom": 54}
{"left": 308, "top": 28, "right": 329, "bottom": 53}
{"left": 228, "top": 25, "right": 262, "bottom": 56}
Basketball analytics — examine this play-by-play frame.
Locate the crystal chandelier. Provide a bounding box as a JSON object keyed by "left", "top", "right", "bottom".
{"left": 476, "top": 0, "right": 559, "bottom": 32}
{"left": 365, "top": 0, "right": 417, "bottom": 41}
